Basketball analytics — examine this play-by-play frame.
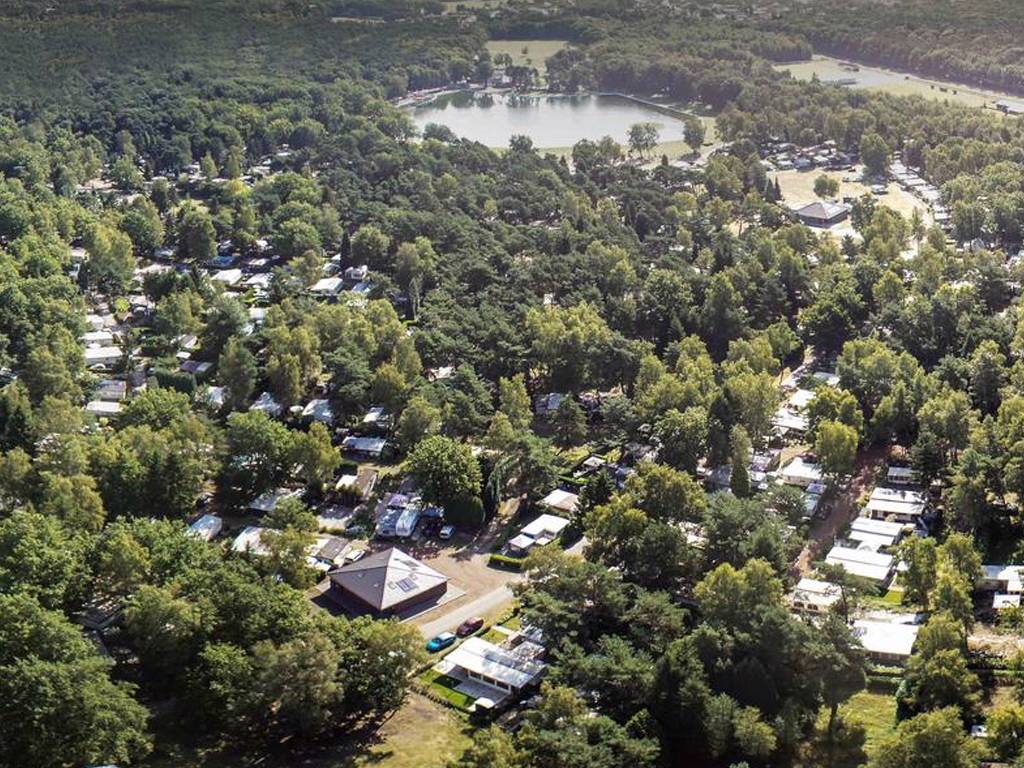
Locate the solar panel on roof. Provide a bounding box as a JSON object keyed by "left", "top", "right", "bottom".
{"left": 395, "top": 577, "right": 418, "bottom": 592}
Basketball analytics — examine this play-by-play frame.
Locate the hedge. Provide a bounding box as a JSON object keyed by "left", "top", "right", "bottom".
{"left": 489, "top": 553, "right": 526, "bottom": 570}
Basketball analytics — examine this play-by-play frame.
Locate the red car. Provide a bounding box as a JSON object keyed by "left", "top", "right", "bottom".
{"left": 456, "top": 617, "right": 484, "bottom": 637}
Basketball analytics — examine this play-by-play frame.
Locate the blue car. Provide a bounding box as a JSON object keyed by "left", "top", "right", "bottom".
{"left": 426, "top": 632, "right": 457, "bottom": 653}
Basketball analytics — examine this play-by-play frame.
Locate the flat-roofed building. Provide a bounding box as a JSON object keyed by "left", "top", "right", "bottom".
{"left": 825, "top": 545, "right": 895, "bottom": 585}
{"left": 863, "top": 487, "right": 929, "bottom": 524}
{"left": 189, "top": 513, "right": 223, "bottom": 542}
{"left": 442, "top": 636, "right": 546, "bottom": 694}
{"left": 85, "top": 400, "right": 122, "bottom": 418}
{"left": 779, "top": 456, "right": 824, "bottom": 487}
{"left": 886, "top": 466, "right": 919, "bottom": 486}
{"left": 994, "top": 593, "right": 1022, "bottom": 610}
{"left": 506, "top": 513, "right": 571, "bottom": 557}
{"left": 980, "top": 565, "right": 1024, "bottom": 594}
{"left": 84, "top": 346, "right": 123, "bottom": 367}
{"left": 538, "top": 489, "right": 579, "bottom": 516}
{"left": 846, "top": 516, "right": 907, "bottom": 551}
{"left": 341, "top": 435, "right": 388, "bottom": 459}
{"left": 852, "top": 619, "right": 919, "bottom": 665}
{"left": 790, "top": 577, "right": 841, "bottom": 615}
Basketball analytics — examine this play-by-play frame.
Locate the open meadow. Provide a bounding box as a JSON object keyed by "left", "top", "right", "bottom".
{"left": 776, "top": 55, "right": 1019, "bottom": 110}
{"left": 772, "top": 168, "right": 933, "bottom": 226}
{"left": 485, "top": 39, "right": 568, "bottom": 84}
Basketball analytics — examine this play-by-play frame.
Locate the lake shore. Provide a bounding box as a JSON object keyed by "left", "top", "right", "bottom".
{"left": 406, "top": 89, "right": 695, "bottom": 150}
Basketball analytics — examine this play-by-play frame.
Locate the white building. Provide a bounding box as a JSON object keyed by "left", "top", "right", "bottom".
{"left": 82, "top": 330, "right": 116, "bottom": 346}
{"left": 310, "top": 276, "right": 344, "bottom": 297}
{"left": 507, "top": 513, "right": 571, "bottom": 557}
{"left": 538, "top": 489, "right": 579, "bottom": 516}
{"left": 847, "top": 517, "right": 907, "bottom": 551}
{"left": 980, "top": 565, "right": 1024, "bottom": 594}
{"left": 248, "top": 487, "right": 301, "bottom": 514}
{"left": 251, "top": 391, "right": 283, "bottom": 418}
{"left": 779, "top": 456, "right": 824, "bottom": 487}
{"left": 232, "top": 526, "right": 270, "bottom": 555}
{"left": 362, "top": 406, "right": 390, "bottom": 428}
{"left": 204, "top": 385, "right": 226, "bottom": 410}
{"left": 211, "top": 268, "right": 244, "bottom": 287}
{"left": 442, "top": 636, "right": 546, "bottom": 695}
{"left": 864, "top": 486, "right": 929, "bottom": 524}
{"left": 344, "top": 264, "right": 369, "bottom": 282}
{"left": 825, "top": 545, "right": 895, "bottom": 585}
{"left": 84, "top": 346, "right": 123, "bottom": 367}
{"left": 790, "top": 577, "right": 841, "bottom": 615}
{"left": 85, "top": 400, "right": 122, "bottom": 417}
{"left": 852, "top": 619, "right": 919, "bottom": 665}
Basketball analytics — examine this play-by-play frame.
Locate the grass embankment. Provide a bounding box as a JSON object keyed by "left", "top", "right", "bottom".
{"left": 143, "top": 693, "right": 472, "bottom": 768}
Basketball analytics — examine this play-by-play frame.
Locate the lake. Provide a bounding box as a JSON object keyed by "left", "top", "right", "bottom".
{"left": 409, "top": 91, "right": 688, "bottom": 149}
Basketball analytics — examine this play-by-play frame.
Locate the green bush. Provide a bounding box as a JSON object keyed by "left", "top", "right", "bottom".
{"left": 446, "top": 493, "right": 486, "bottom": 528}
{"left": 489, "top": 553, "right": 526, "bottom": 570}
{"left": 153, "top": 369, "right": 196, "bottom": 396}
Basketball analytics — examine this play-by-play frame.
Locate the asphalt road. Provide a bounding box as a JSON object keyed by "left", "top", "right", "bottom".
{"left": 414, "top": 581, "right": 521, "bottom": 639}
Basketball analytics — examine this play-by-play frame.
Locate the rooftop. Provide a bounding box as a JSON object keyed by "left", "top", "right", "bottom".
{"left": 443, "top": 636, "right": 546, "bottom": 690}
{"left": 521, "top": 513, "right": 571, "bottom": 539}
{"left": 539, "top": 489, "right": 578, "bottom": 514}
{"left": 852, "top": 619, "right": 919, "bottom": 658}
{"left": 329, "top": 547, "right": 447, "bottom": 612}
{"left": 795, "top": 200, "right": 850, "bottom": 220}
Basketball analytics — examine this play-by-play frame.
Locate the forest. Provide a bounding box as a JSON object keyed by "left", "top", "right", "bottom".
{"left": 4, "top": 1, "right": 1024, "bottom": 768}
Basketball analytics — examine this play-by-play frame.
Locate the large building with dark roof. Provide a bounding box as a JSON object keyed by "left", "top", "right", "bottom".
{"left": 328, "top": 547, "right": 448, "bottom": 616}
{"left": 794, "top": 200, "right": 850, "bottom": 228}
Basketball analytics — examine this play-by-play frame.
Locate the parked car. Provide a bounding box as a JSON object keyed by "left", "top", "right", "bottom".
{"left": 457, "top": 617, "right": 484, "bottom": 637}
{"left": 426, "top": 632, "right": 457, "bottom": 652}
{"left": 439, "top": 524, "right": 456, "bottom": 540}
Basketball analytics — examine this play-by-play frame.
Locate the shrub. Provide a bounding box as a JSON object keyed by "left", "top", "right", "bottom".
{"left": 489, "top": 553, "right": 526, "bottom": 570}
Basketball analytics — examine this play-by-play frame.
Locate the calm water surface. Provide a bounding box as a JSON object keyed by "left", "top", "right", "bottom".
{"left": 410, "top": 91, "right": 687, "bottom": 149}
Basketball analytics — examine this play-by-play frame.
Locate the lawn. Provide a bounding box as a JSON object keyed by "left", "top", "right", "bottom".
{"left": 543, "top": 115, "right": 720, "bottom": 164}
{"left": 860, "top": 587, "right": 905, "bottom": 610}
{"left": 420, "top": 669, "right": 477, "bottom": 711}
{"left": 841, "top": 690, "right": 897, "bottom": 756}
{"left": 772, "top": 169, "right": 932, "bottom": 228}
{"left": 774, "top": 55, "right": 1017, "bottom": 110}
{"left": 352, "top": 693, "right": 473, "bottom": 768}
{"left": 481, "top": 627, "right": 507, "bottom": 643}
{"left": 141, "top": 693, "right": 472, "bottom": 768}
{"left": 485, "top": 39, "right": 568, "bottom": 84}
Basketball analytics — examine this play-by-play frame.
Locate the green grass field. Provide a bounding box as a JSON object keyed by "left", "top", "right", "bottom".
{"left": 420, "top": 669, "right": 477, "bottom": 710}
{"left": 485, "top": 39, "right": 568, "bottom": 84}
{"left": 842, "top": 690, "right": 898, "bottom": 754}
{"left": 772, "top": 169, "right": 932, "bottom": 225}
{"left": 775, "top": 55, "right": 1018, "bottom": 110}
{"left": 143, "top": 693, "right": 472, "bottom": 768}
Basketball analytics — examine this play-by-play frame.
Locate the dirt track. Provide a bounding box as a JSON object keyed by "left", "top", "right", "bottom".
{"left": 793, "top": 448, "right": 888, "bottom": 576}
